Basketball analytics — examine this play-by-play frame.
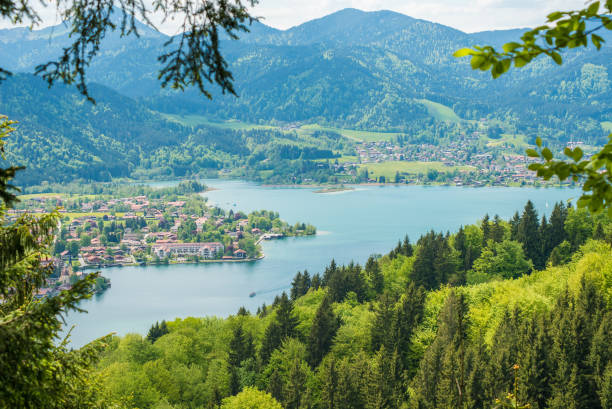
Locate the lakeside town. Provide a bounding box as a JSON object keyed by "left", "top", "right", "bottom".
{"left": 10, "top": 181, "right": 316, "bottom": 297}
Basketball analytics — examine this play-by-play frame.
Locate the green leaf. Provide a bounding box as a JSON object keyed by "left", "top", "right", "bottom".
{"left": 502, "top": 42, "right": 521, "bottom": 53}
{"left": 536, "top": 137, "right": 542, "bottom": 147}
{"left": 573, "top": 147, "right": 583, "bottom": 161}
{"left": 470, "top": 55, "right": 486, "bottom": 69}
{"left": 587, "top": 1, "right": 600, "bottom": 16}
{"left": 453, "top": 48, "right": 474, "bottom": 58}
{"left": 541, "top": 147, "right": 553, "bottom": 161}
{"left": 547, "top": 11, "right": 563, "bottom": 21}
{"left": 591, "top": 34, "right": 604, "bottom": 49}
{"left": 525, "top": 149, "right": 540, "bottom": 158}
{"left": 551, "top": 52, "right": 563, "bottom": 65}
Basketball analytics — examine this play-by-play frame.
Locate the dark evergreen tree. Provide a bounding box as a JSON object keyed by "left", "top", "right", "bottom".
{"left": 228, "top": 324, "right": 254, "bottom": 368}
{"left": 402, "top": 235, "right": 413, "bottom": 257}
{"left": 492, "top": 214, "right": 505, "bottom": 242}
{"left": 370, "top": 292, "right": 397, "bottom": 353}
{"left": 549, "top": 202, "right": 568, "bottom": 248}
{"left": 322, "top": 259, "right": 338, "bottom": 286}
{"left": 365, "top": 255, "right": 384, "bottom": 295}
{"left": 260, "top": 293, "right": 299, "bottom": 363}
{"left": 146, "top": 320, "right": 169, "bottom": 343}
{"left": 539, "top": 215, "right": 555, "bottom": 264}
{"left": 411, "top": 231, "right": 458, "bottom": 290}
{"left": 290, "top": 271, "right": 304, "bottom": 301}
{"left": 510, "top": 211, "right": 521, "bottom": 240}
{"left": 481, "top": 214, "right": 491, "bottom": 244}
{"left": 517, "top": 316, "right": 552, "bottom": 409}
{"left": 308, "top": 296, "right": 340, "bottom": 367}
{"left": 395, "top": 282, "right": 426, "bottom": 375}
{"left": 311, "top": 273, "right": 322, "bottom": 291}
{"left": 516, "top": 201, "right": 543, "bottom": 270}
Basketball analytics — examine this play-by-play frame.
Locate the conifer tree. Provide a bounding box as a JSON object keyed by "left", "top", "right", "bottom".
{"left": 510, "top": 211, "right": 521, "bottom": 240}
{"left": 0, "top": 116, "right": 112, "bottom": 408}
{"left": 365, "top": 255, "right": 384, "bottom": 295}
{"left": 492, "top": 214, "right": 505, "bottom": 243}
{"left": 290, "top": 271, "right": 304, "bottom": 301}
{"left": 402, "top": 235, "right": 413, "bottom": 257}
{"left": 549, "top": 202, "right": 568, "bottom": 247}
{"left": 229, "top": 323, "right": 254, "bottom": 368}
{"left": 319, "top": 357, "right": 339, "bottom": 409}
{"left": 481, "top": 214, "right": 491, "bottom": 244}
{"left": 260, "top": 293, "right": 299, "bottom": 363}
{"left": 308, "top": 296, "right": 340, "bottom": 367}
{"left": 412, "top": 231, "right": 458, "bottom": 289}
{"left": 370, "top": 293, "right": 397, "bottom": 353}
{"left": 539, "top": 215, "right": 554, "bottom": 264}
{"left": 516, "top": 201, "right": 543, "bottom": 269}
{"left": 395, "top": 282, "right": 425, "bottom": 375}
{"left": 517, "top": 316, "right": 552, "bottom": 409}
{"left": 311, "top": 273, "right": 322, "bottom": 290}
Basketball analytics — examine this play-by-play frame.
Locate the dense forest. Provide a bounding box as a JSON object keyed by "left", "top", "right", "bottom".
{"left": 93, "top": 201, "right": 612, "bottom": 408}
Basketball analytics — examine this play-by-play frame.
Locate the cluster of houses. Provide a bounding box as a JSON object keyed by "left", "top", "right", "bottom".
{"left": 50, "top": 194, "right": 259, "bottom": 267}
{"left": 330, "top": 132, "right": 580, "bottom": 186}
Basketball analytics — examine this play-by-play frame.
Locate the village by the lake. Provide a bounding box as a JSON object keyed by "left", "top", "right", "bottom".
{"left": 10, "top": 181, "right": 316, "bottom": 298}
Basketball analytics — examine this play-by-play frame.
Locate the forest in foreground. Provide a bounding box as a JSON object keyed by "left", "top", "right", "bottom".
{"left": 94, "top": 202, "right": 612, "bottom": 409}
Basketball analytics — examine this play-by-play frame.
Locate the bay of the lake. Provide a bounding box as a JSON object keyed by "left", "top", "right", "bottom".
{"left": 64, "top": 180, "right": 579, "bottom": 347}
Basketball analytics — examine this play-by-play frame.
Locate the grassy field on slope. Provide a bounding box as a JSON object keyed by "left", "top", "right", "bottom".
{"left": 415, "top": 99, "right": 461, "bottom": 122}
{"left": 359, "top": 161, "right": 475, "bottom": 179}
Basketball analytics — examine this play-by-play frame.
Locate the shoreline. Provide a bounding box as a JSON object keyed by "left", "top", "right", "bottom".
{"left": 78, "top": 254, "right": 266, "bottom": 270}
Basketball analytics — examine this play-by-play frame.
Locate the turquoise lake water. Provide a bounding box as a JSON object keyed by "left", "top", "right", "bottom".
{"left": 64, "top": 181, "right": 579, "bottom": 347}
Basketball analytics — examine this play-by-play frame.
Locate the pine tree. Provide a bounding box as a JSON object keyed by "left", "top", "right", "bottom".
{"left": 481, "top": 214, "right": 491, "bottom": 244}
{"left": 454, "top": 226, "right": 469, "bottom": 272}
{"left": 510, "top": 211, "right": 521, "bottom": 240}
{"left": 370, "top": 293, "right": 397, "bottom": 353}
{"left": 322, "top": 259, "right": 337, "bottom": 286}
{"left": 260, "top": 293, "right": 299, "bottom": 363}
{"left": 229, "top": 324, "right": 254, "bottom": 367}
{"left": 311, "top": 273, "right": 322, "bottom": 290}
{"left": 319, "top": 357, "right": 339, "bottom": 409}
{"left": 402, "top": 235, "right": 413, "bottom": 257}
{"left": 284, "top": 358, "right": 308, "bottom": 409}
{"left": 395, "top": 282, "right": 426, "bottom": 375}
{"left": 486, "top": 309, "right": 521, "bottom": 401}
{"left": 290, "top": 271, "right": 304, "bottom": 301}
{"left": 549, "top": 202, "right": 568, "bottom": 248}
{"left": 0, "top": 116, "right": 112, "bottom": 408}
{"left": 365, "top": 256, "right": 384, "bottom": 294}
{"left": 517, "top": 316, "right": 552, "bottom": 409}
{"left": 308, "top": 296, "right": 340, "bottom": 367}
{"left": 516, "top": 200, "right": 543, "bottom": 269}
{"left": 413, "top": 291, "right": 469, "bottom": 409}
{"left": 492, "top": 214, "right": 505, "bottom": 242}
{"left": 539, "top": 215, "right": 554, "bottom": 264}
{"left": 412, "top": 231, "right": 458, "bottom": 290}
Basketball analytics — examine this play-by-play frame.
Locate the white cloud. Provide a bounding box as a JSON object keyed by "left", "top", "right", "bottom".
{"left": 0, "top": 0, "right": 589, "bottom": 33}
{"left": 251, "top": 0, "right": 587, "bottom": 32}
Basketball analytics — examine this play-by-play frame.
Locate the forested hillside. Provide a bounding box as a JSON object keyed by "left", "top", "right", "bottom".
{"left": 94, "top": 202, "right": 612, "bottom": 408}
{"left": 0, "top": 75, "right": 348, "bottom": 185}
{"left": 1, "top": 9, "right": 611, "bottom": 142}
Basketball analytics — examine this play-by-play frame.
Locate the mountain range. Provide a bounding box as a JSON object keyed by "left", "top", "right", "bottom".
{"left": 1, "top": 8, "right": 611, "bottom": 185}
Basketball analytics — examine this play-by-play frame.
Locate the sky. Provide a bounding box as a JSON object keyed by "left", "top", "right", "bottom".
{"left": 0, "top": 0, "right": 589, "bottom": 34}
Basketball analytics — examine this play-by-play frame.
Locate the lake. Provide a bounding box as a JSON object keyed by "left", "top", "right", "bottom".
{"left": 64, "top": 181, "right": 579, "bottom": 347}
